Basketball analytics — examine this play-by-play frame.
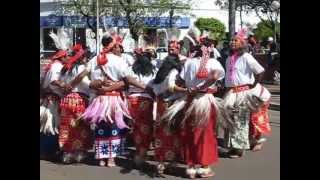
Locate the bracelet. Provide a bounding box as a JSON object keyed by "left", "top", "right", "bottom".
{"left": 168, "top": 85, "right": 175, "bottom": 93}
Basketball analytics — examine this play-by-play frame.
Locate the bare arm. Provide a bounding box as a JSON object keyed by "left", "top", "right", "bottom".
{"left": 124, "top": 76, "right": 146, "bottom": 90}
{"left": 250, "top": 72, "right": 264, "bottom": 88}
{"left": 70, "top": 70, "right": 90, "bottom": 88}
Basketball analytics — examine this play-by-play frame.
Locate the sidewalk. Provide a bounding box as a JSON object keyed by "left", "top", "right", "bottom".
{"left": 263, "top": 83, "right": 280, "bottom": 111}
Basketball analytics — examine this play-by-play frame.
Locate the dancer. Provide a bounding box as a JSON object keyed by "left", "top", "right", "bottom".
{"left": 58, "top": 44, "right": 93, "bottom": 164}
{"left": 222, "top": 29, "right": 271, "bottom": 158}
{"left": 81, "top": 33, "right": 146, "bottom": 167}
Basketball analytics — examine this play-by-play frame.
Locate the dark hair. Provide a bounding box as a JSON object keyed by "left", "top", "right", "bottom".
{"left": 192, "top": 37, "right": 214, "bottom": 58}
{"left": 101, "top": 36, "right": 113, "bottom": 47}
{"left": 154, "top": 54, "right": 181, "bottom": 84}
{"left": 119, "top": 45, "right": 124, "bottom": 53}
{"left": 132, "top": 52, "right": 155, "bottom": 76}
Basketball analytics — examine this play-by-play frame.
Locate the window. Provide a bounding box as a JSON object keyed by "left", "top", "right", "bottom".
{"left": 73, "top": 28, "right": 86, "bottom": 48}
{"left": 43, "top": 28, "right": 57, "bottom": 51}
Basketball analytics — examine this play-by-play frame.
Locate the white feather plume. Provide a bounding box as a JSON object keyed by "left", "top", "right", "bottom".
{"left": 40, "top": 100, "right": 60, "bottom": 135}
{"left": 49, "top": 31, "right": 62, "bottom": 50}
{"left": 48, "top": 28, "right": 71, "bottom": 50}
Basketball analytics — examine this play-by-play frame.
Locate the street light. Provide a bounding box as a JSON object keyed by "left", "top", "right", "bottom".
{"left": 271, "top": 1, "right": 280, "bottom": 42}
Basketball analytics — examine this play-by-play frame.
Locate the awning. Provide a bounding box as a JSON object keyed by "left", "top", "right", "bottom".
{"left": 40, "top": 16, "right": 190, "bottom": 29}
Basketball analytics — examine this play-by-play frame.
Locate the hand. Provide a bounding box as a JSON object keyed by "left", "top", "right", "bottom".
{"left": 90, "top": 80, "right": 102, "bottom": 90}
{"left": 187, "top": 87, "right": 198, "bottom": 96}
{"left": 96, "top": 87, "right": 107, "bottom": 95}
{"left": 62, "top": 83, "right": 72, "bottom": 93}
{"left": 103, "top": 79, "right": 115, "bottom": 87}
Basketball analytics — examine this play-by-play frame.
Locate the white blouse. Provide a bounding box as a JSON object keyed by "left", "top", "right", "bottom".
{"left": 60, "top": 64, "right": 91, "bottom": 95}
{"left": 225, "top": 52, "right": 265, "bottom": 87}
{"left": 180, "top": 57, "right": 225, "bottom": 89}
{"left": 42, "top": 61, "right": 64, "bottom": 97}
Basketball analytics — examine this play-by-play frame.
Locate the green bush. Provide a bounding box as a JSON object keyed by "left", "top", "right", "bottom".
{"left": 195, "top": 17, "right": 226, "bottom": 42}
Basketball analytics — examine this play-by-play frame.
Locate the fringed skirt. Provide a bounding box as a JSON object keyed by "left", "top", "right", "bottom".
{"left": 81, "top": 93, "right": 131, "bottom": 129}
{"left": 40, "top": 94, "right": 60, "bottom": 155}
{"left": 58, "top": 92, "right": 93, "bottom": 153}
{"left": 40, "top": 94, "right": 60, "bottom": 135}
{"left": 127, "top": 96, "right": 154, "bottom": 153}
{"left": 81, "top": 93, "right": 130, "bottom": 159}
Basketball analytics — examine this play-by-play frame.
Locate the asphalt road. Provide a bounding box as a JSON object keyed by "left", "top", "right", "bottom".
{"left": 40, "top": 110, "right": 280, "bottom": 180}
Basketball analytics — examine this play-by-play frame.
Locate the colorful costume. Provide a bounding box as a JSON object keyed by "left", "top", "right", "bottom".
{"left": 81, "top": 53, "right": 131, "bottom": 159}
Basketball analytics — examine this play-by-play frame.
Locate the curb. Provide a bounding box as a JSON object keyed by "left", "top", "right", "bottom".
{"left": 269, "top": 103, "right": 280, "bottom": 111}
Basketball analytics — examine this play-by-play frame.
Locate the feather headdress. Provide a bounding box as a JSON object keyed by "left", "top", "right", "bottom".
{"left": 48, "top": 27, "right": 71, "bottom": 51}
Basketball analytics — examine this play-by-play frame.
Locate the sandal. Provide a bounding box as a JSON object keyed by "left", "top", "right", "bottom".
{"left": 156, "top": 163, "right": 166, "bottom": 177}
{"left": 186, "top": 167, "right": 196, "bottom": 179}
{"left": 228, "top": 149, "right": 245, "bottom": 159}
{"left": 197, "top": 167, "right": 215, "bottom": 178}
{"left": 62, "top": 152, "right": 73, "bottom": 164}
{"left": 252, "top": 143, "right": 263, "bottom": 152}
{"left": 75, "top": 151, "right": 86, "bottom": 163}
{"left": 99, "top": 160, "right": 106, "bottom": 167}
{"left": 107, "top": 158, "right": 116, "bottom": 167}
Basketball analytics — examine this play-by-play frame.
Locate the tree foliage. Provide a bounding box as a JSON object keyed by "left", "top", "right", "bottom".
{"left": 253, "top": 20, "right": 279, "bottom": 41}
{"left": 195, "top": 17, "right": 226, "bottom": 42}
{"left": 56, "top": 0, "right": 191, "bottom": 44}
{"left": 215, "top": 0, "right": 280, "bottom": 27}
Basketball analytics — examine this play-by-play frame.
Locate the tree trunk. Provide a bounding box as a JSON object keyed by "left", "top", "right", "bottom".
{"left": 169, "top": 8, "right": 174, "bottom": 28}
{"left": 228, "top": 0, "right": 236, "bottom": 40}
{"left": 240, "top": 4, "right": 243, "bottom": 28}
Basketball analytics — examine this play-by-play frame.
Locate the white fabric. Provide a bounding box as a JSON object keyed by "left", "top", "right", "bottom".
{"left": 121, "top": 53, "right": 135, "bottom": 67}
{"left": 151, "top": 69, "right": 183, "bottom": 101}
{"left": 89, "top": 53, "right": 130, "bottom": 81}
{"left": 127, "top": 67, "right": 157, "bottom": 99}
{"left": 184, "top": 34, "right": 196, "bottom": 46}
{"left": 180, "top": 58, "right": 225, "bottom": 88}
{"left": 225, "top": 52, "right": 265, "bottom": 87}
{"left": 213, "top": 48, "right": 221, "bottom": 59}
{"left": 60, "top": 64, "right": 91, "bottom": 95}
{"left": 152, "top": 69, "right": 178, "bottom": 96}
{"left": 42, "top": 61, "right": 64, "bottom": 96}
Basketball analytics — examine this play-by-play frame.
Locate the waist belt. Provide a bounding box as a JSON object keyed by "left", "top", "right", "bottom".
{"left": 228, "top": 85, "right": 250, "bottom": 93}
{"left": 198, "top": 88, "right": 218, "bottom": 94}
{"left": 103, "top": 91, "right": 121, "bottom": 96}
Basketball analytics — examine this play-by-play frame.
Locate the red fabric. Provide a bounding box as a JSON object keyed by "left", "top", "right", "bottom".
{"left": 250, "top": 103, "right": 271, "bottom": 139}
{"left": 154, "top": 99, "right": 181, "bottom": 162}
{"left": 181, "top": 105, "right": 218, "bottom": 166}
{"left": 59, "top": 93, "right": 93, "bottom": 152}
{"left": 128, "top": 96, "right": 154, "bottom": 153}
{"left": 196, "top": 46, "right": 210, "bottom": 79}
{"left": 63, "top": 44, "right": 85, "bottom": 71}
{"left": 44, "top": 50, "right": 67, "bottom": 73}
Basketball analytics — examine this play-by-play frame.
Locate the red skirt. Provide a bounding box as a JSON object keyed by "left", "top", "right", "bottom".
{"left": 59, "top": 92, "right": 93, "bottom": 152}
{"left": 154, "top": 99, "right": 181, "bottom": 162}
{"left": 128, "top": 96, "right": 154, "bottom": 153}
{"left": 250, "top": 103, "right": 271, "bottom": 139}
{"left": 181, "top": 105, "right": 218, "bottom": 166}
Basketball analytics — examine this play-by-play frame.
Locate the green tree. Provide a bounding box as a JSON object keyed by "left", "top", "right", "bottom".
{"left": 57, "top": 0, "right": 191, "bottom": 45}
{"left": 195, "top": 17, "right": 226, "bottom": 42}
{"left": 253, "top": 20, "right": 279, "bottom": 41}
